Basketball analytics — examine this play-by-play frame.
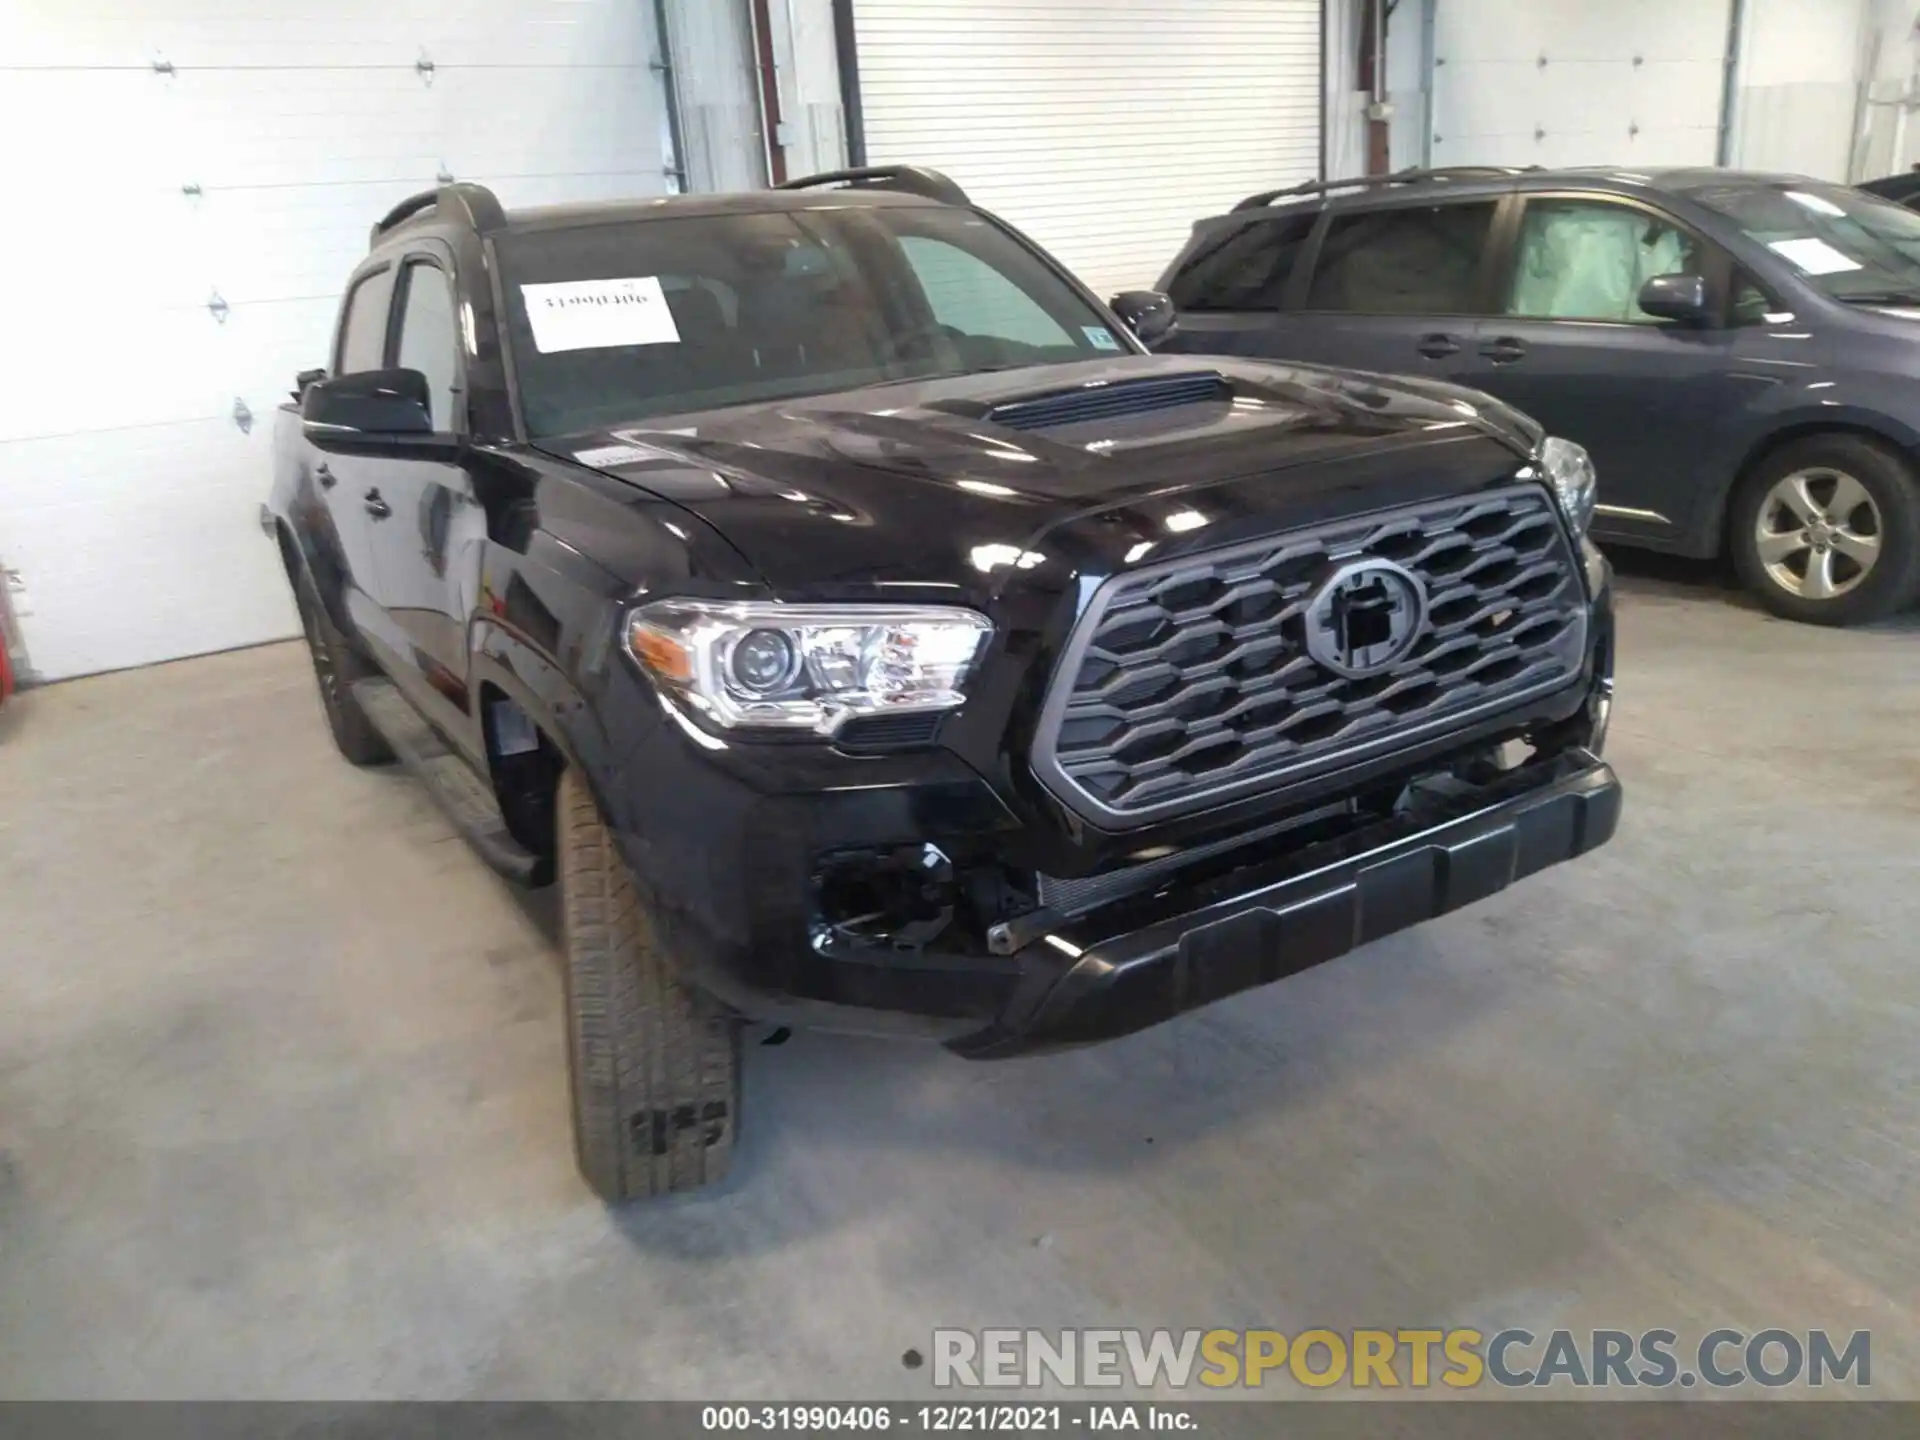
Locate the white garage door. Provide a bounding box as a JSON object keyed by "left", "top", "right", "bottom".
{"left": 1431, "top": 0, "right": 1732, "bottom": 169}
{"left": 851, "top": 0, "right": 1322, "bottom": 298}
{"left": 0, "top": 3, "right": 672, "bottom": 681}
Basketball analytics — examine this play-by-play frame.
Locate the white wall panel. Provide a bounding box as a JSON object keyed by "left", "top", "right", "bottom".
{"left": 0, "top": 1, "right": 676, "bottom": 680}
{"left": 778, "top": 0, "right": 851, "bottom": 177}
{"left": 667, "top": 0, "right": 767, "bottom": 194}
{"left": 1728, "top": 0, "right": 1871, "bottom": 179}
{"left": 1430, "top": 0, "right": 1733, "bottom": 169}
{"left": 851, "top": 0, "right": 1321, "bottom": 297}
{"left": 0, "top": 422, "right": 293, "bottom": 681}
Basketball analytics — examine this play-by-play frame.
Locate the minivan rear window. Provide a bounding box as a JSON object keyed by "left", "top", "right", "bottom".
{"left": 1306, "top": 202, "right": 1497, "bottom": 314}
{"left": 1165, "top": 214, "right": 1316, "bottom": 311}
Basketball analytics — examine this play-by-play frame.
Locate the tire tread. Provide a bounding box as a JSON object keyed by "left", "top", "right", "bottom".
{"left": 559, "top": 769, "right": 739, "bottom": 1201}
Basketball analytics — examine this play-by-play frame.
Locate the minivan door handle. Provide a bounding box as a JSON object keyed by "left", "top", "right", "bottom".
{"left": 1480, "top": 336, "right": 1529, "bottom": 364}
{"left": 363, "top": 489, "right": 392, "bottom": 520}
{"left": 1416, "top": 333, "right": 1461, "bottom": 359}
{"left": 315, "top": 462, "right": 335, "bottom": 490}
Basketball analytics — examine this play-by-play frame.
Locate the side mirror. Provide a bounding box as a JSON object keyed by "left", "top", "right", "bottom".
{"left": 1637, "top": 273, "right": 1710, "bottom": 324}
{"left": 302, "top": 368, "right": 453, "bottom": 455}
{"left": 1108, "top": 290, "right": 1178, "bottom": 348}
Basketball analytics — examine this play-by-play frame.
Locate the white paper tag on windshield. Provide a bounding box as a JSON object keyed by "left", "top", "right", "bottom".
{"left": 522, "top": 277, "right": 681, "bottom": 353}
{"left": 1766, "top": 238, "right": 1862, "bottom": 277}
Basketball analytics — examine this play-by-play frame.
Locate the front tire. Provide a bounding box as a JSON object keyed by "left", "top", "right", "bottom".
{"left": 293, "top": 568, "right": 394, "bottom": 765}
{"left": 558, "top": 768, "right": 741, "bottom": 1201}
{"left": 1729, "top": 435, "right": 1920, "bottom": 626}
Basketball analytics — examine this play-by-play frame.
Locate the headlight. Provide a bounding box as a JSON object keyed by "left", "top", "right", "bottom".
{"left": 626, "top": 600, "right": 992, "bottom": 734}
{"left": 1539, "top": 436, "right": 1597, "bottom": 537}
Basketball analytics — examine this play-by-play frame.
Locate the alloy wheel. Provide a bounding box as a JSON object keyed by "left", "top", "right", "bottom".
{"left": 1753, "top": 467, "right": 1883, "bottom": 602}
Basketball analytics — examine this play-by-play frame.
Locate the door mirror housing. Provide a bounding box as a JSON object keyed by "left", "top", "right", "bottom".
{"left": 1637, "top": 273, "right": 1711, "bottom": 324}
{"left": 302, "top": 368, "right": 456, "bottom": 455}
{"left": 1108, "top": 290, "right": 1178, "bottom": 348}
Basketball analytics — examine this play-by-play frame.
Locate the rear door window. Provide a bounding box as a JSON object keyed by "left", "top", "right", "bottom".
{"left": 1305, "top": 202, "right": 1497, "bottom": 314}
{"left": 1166, "top": 213, "right": 1317, "bottom": 311}
{"left": 1506, "top": 199, "right": 1705, "bottom": 322}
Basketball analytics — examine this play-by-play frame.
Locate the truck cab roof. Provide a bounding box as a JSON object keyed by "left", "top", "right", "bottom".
{"left": 367, "top": 166, "right": 968, "bottom": 255}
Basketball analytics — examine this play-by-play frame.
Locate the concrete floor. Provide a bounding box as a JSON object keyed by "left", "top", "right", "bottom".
{"left": 2, "top": 560, "right": 1917, "bottom": 1401}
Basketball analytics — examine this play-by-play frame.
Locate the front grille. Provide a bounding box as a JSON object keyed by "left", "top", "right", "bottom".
{"left": 1032, "top": 483, "right": 1588, "bottom": 826}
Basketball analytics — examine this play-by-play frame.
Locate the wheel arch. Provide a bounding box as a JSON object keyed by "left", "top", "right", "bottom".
{"left": 1705, "top": 416, "right": 1920, "bottom": 557}
{"left": 273, "top": 514, "right": 359, "bottom": 638}
{"left": 468, "top": 621, "right": 631, "bottom": 880}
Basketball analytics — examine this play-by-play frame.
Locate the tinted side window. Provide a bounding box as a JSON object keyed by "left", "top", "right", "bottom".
{"left": 1166, "top": 213, "right": 1317, "bottom": 311}
{"left": 1506, "top": 199, "right": 1704, "bottom": 322}
{"left": 1306, "top": 202, "right": 1497, "bottom": 314}
{"left": 336, "top": 266, "right": 395, "bottom": 374}
{"left": 395, "top": 262, "right": 460, "bottom": 430}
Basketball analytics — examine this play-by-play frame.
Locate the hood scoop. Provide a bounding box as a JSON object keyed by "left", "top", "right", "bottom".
{"left": 985, "top": 371, "right": 1229, "bottom": 434}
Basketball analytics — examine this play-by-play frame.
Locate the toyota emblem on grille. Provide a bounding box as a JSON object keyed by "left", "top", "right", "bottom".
{"left": 1303, "top": 558, "right": 1429, "bottom": 678}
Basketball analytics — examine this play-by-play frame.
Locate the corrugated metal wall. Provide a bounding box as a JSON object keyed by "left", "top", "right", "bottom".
{"left": 849, "top": 0, "right": 1323, "bottom": 296}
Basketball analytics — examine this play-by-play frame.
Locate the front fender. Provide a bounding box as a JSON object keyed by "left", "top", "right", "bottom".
{"left": 469, "top": 617, "right": 632, "bottom": 781}
{"left": 1696, "top": 397, "right": 1920, "bottom": 552}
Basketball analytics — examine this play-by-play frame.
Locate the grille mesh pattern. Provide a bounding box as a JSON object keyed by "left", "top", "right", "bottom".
{"left": 1035, "top": 484, "right": 1587, "bottom": 823}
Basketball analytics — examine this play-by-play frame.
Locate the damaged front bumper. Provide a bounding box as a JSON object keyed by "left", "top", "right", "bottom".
{"left": 949, "top": 748, "right": 1620, "bottom": 1057}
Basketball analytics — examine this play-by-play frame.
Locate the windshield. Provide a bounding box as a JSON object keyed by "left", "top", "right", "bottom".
{"left": 495, "top": 205, "right": 1129, "bottom": 437}
{"left": 1692, "top": 180, "right": 1920, "bottom": 303}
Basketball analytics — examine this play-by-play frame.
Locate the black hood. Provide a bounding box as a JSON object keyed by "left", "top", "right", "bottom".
{"left": 536, "top": 354, "right": 1544, "bottom": 602}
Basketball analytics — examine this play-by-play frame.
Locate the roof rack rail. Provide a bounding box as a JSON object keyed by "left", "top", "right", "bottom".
{"left": 775, "top": 165, "right": 970, "bottom": 207}
{"left": 370, "top": 181, "right": 507, "bottom": 248}
{"left": 1231, "top": 166, "right": 1537, "bottom": 212}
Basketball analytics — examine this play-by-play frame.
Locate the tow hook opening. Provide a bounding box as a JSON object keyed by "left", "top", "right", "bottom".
{"left": 812, "top": 844, "right": 960, "bottom": 949}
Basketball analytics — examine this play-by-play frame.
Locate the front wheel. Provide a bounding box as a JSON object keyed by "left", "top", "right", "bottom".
{"left": 558, "top": 768, "right": 741, "bottom": 1201}
{"left": 1729, "top": 436, "right": 1920, "bottom": 626}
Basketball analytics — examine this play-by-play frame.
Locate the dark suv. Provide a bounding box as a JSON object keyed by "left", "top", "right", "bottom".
{"left": 267, "top": 166, "right": 1619, "bottom": 1202}
{"left": 1157, "top": 166, "right": 1920, "bottom": 625}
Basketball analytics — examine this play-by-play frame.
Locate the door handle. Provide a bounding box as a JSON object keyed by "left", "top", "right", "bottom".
{"left": 1416, "top": 333, "right": 1461, "bottom": 359}
{"left": 315, "top": 462, "right": 335, "bottom": 490}
{"left": 1479, "top": 336, "right": 1529, "bottom": 364}
{"left": 363, "top": 489, "right": 392, "bottom": 520}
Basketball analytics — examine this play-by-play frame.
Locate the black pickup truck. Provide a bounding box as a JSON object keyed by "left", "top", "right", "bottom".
{"left": 266, "top": 167, "right": 1621, "bottom": 1203}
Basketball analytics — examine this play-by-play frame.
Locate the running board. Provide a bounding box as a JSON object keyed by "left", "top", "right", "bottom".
{"left": 351, "top": 677, "right": 543, "bottom": 885}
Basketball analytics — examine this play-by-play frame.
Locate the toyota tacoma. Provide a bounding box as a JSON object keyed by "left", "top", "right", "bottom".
{"left": 265, "top": 166, "right": 1621, "bottom": 1202}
